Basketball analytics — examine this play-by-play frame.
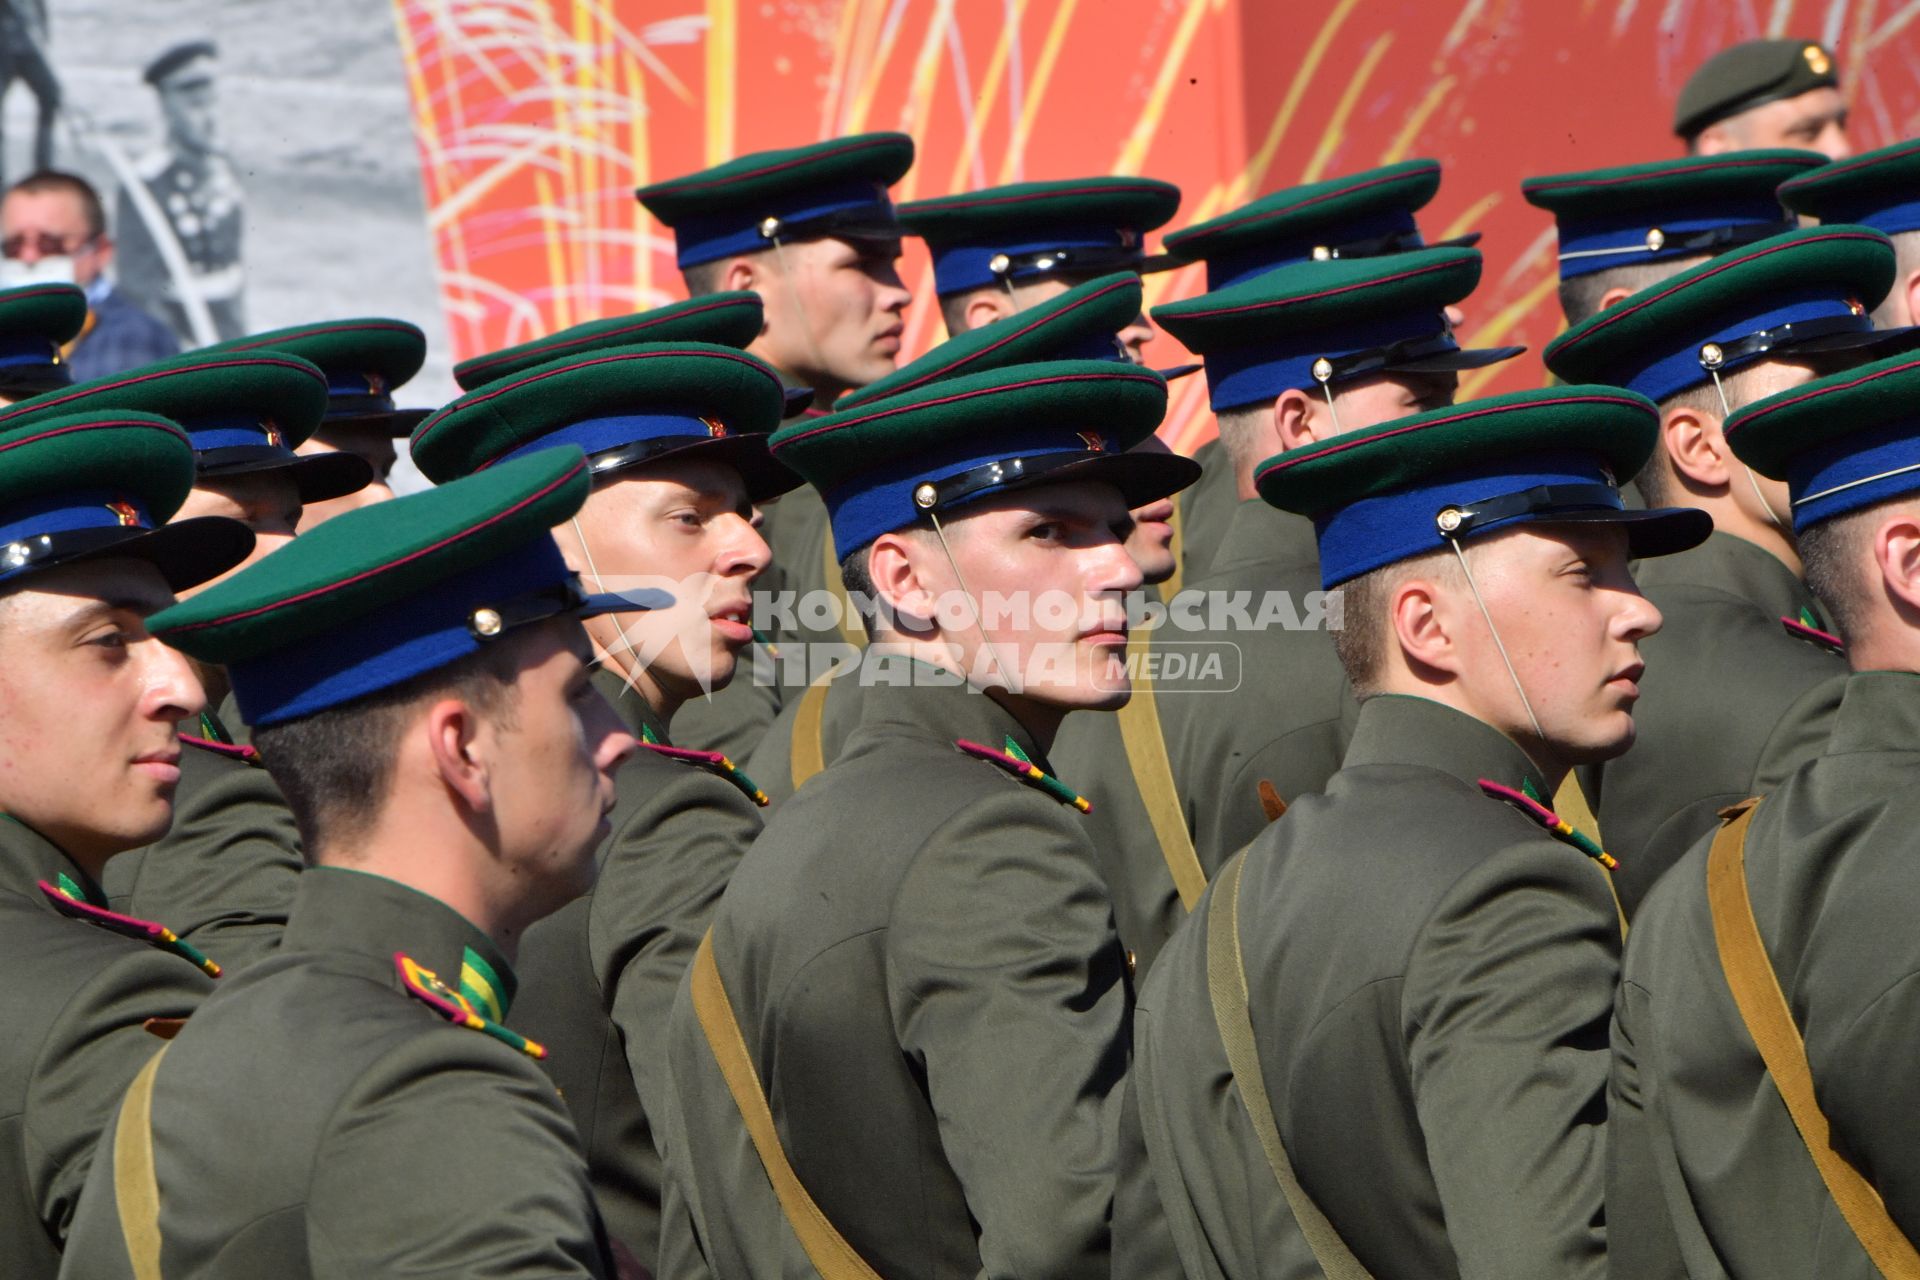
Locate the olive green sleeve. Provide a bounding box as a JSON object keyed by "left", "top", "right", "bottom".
{"left": 1607, "top": 977, "right": 1689, "bottom": 1279}
{"left": 28, "top": 949, "right": 211, "bottom": 1245}
{"left": 885, "top": 794, "right": 1129, "bottom": 1280}
{"left": 108, "top": 748, "right": 302, "bottom": 973}
{"left": 306, "top": 1031, "right": 612, "bottom": 1278}
{"left": 1402, "top": 840, "right": 1619, "bottom": 1280}
{"left": 1819, "top": 970, "right": 1920, "bottom": 1242}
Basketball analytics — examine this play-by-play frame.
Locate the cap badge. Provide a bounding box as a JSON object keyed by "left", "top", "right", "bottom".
{"left": 261, "top": 417, "right": 284, "bottom": 449}
{"left": 1847, "top": 297, "right": 1867, "bottom": 317}
{"left": 1311, "top": 357, "right": 1335, "bottom": 383}
{"left": 1076, "top": 430, "right": 1107, "bottom": 453}
{"left": 1804, "top": 44, "right": 1831, "bottom": 76}
{"left": 1117, "top": 227, "right": 1139, "bottom": 249}
{"left": 106, "top": 498, "right": 141, "bottom": 528}
{"left": 701, "top": 416, "right": 729, "bottom": 439}
{"left": 1645, "top": 227, "right": 1666, "bottom": 251}
{"left": 364, "top": 371, "right": 388, "bottom": 396}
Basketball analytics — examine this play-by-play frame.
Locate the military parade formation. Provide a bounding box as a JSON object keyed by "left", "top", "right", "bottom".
{"left": 7, "top": 31, "right": 1920, "bottom": 1280}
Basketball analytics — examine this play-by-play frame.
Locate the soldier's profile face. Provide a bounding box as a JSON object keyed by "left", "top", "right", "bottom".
{"left": 160, "top": 70, "right": 220, "bottom": 154}
{"left": 0, "top": 558, "right": 203, "bottom": 867}
{"left": 1122, "top": 437, "right": 1179, "bottom": 585}
{"left": 752, "top": 235, "right": 910, "bottom": 396}
{"left": 470, "top": 619, "right": 635, "bottom": 916}
{"left": 1325, "top": 370, "right": 1458, "bottom": 439}
{"left": 173, "top": 471, "right": 303, "bottom": 594}
{"left": 929, "top": 479, "right": 1142, "bottom": 711}
{"left": 1442, "top": 523, "right": 1661, "bottom": 770}
{"left": 564, "top": 456, "right": 771, "bottom": 706}
{"left": 294, "top": 426, "right": 397, "bottom": 532}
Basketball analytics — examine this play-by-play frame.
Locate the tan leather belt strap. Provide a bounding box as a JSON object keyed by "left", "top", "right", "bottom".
{"left": 1163, "top": 501, "right": 1186, "bottom": 601}
{"left": 690, "top": 930, "right": 881, "bottom": 1280}
{"left": 824, "top": 536, "right": 866, "bottom": 652}
{"left": 116, "top": 1043, "right": 170, "bottom": 1280}
{"left": 1707, "top": 800, "right": 1920, "bottom": 1277}
{"left": 1117, "top": 627, "right": 1207, "bottom": 910}
{"left": 1206, "top": 856, "right": 1374, "bottom": 1279}
{"left": 790, "top": 674, "right": 832, "bottom": 792}
{"left": 1552, "top": 773, "right": 1626, "bottom": 938}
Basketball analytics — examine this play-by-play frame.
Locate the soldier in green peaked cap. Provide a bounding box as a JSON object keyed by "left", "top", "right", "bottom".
{"left": 1609, "top": 348, "right": 1920, "bottom": 1276}
{"left": 1780, "top": 137, "right": 1920, "bottom": 327}
{"left": 659, "top": 360, "right": 1193, "bottom": 1280}
{"left": 411, "top": 340, "right": 792, "bottom": 1265}
{"left": 206, "top": 317, "right": 435, "bottom": 530}
{"left": 0, "top": 410, "right": 250, "bottom": 1277}
{"left": 0, "top": 348, "right": 375, "bottom": 971}
{"left": 60, "top": 447, "right": 656, "bottom": 1280}
{"left": 1120, "top": 386, "right": 1707, "bottom": 1280}
{"left": 1544, "top": 224, "right": 1920, "bottom": 911}
{"left": 0, "top": 281, "right": 88, "bottom": 402}
{"left": 1678, "top": 38, "right": 1849, "bottom": 159}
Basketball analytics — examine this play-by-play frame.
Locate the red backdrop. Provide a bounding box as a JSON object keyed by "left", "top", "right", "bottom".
{"left": 392, "top": 0, "right": 1920, "bottom": 450}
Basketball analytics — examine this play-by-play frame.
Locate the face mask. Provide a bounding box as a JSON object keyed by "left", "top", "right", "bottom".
{"left": 0, "top": 256, "right": 76, "bottom": 287}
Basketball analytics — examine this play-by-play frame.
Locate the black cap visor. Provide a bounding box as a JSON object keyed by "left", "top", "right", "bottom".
{"left": 7, "top": 516, "right": 258, "bottom": 593}
{"left": 1527, "top": 504, "right": 1714, "bottom": 560}
{"left": 940, "top": 448, "right": 1202, "bottom": 517}
{"left": 197, "top": 446, "right": 374, "bottom": 505}
{"left": 587, "top": 433, "right": 803, "bottom": 503}
{"left": 321, "top": 406, "right": 434, "bottom": 438}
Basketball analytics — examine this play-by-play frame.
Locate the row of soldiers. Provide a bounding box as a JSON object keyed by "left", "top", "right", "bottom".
{"left": 4, "top": 32, "right": 1915, "bottom": 1280}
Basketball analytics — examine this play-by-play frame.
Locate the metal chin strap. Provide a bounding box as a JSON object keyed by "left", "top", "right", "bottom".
{"left": 1435, "top": 515, "right": 1549, "bottom": 747}
{"left": 913, "top": 483, "right": 1020, "bottom": 694}
{"left": 571, "top": 515, "right": 649, "bottom": 704}
{"left": 1701, "top": 342, "right": 1791, "bottom": 534}
{"left": 1310, "top": 357, "right": 1344, "bottom": 433}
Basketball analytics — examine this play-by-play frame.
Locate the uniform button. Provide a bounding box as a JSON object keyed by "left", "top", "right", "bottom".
{"left": 1125, "top": 950, "right": 1137, "bottom": 978}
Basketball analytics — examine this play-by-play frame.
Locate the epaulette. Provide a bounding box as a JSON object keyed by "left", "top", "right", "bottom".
{"left": 395, "top": 953, "right": 547, "bottom": 1060}
{"left": 1782, "top": 611, "right": 1845, "bottom": 656}
{"left": 1477, "top": 780, "right": 1618, "bottom": 869}
{"left": 640, "top": 741, "right": 770, "bottom": 807}
{"left": 955, "top": 736, "right": 1091, "bottom": 813}
{"left": 180, "top": 733, "right": 263, "bottom": 766}
{"left": 38, "top": 879, "right": 222, "bottom": 977}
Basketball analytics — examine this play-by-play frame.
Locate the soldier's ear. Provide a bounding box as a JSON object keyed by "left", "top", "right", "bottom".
{"left": 1387, "top": 574, "right": 1456, "bottom": 681}
{"left": 1596, "top": 284, "right": 1637, "bottom": 312}
{"left": 419, "top": 694, "right": 497, "bottom": 818}
{"left": 1871, "top": 508, "right": 1920, "bottom": 624}
{"left": 865, "top": 533, "right": 938, "bottom": 636}
{"left": 720, "top": 256, "right": 761, "bottom": 296}
{"left": 1273, "top": 389, "right": 1318, "bottom": 453}
{"left": 1660, "top": 402, "right": 1733, "bottom": 490}
{"left": 961, "top": 290, "right": 1016, "bottom": 335}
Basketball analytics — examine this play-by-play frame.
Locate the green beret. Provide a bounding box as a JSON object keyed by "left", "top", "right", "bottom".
{"left": 1674, "top": 39, "right": 1838, "bottom": 139}
{"left": 898, "top": 177, "right": 1180, "bottom": 293}
{"left": 0, "top": 349, "right": 371, "bottom": 504}
{"left": 204, "top": 317, "right": 430, "bottom": 436}
{"left": 1255, "top": 385, "right": 1710, "bottom": 587}
{"left": 1522, "top": 150, "right": 1823, "bottom": 280}
{"left": 413, "top": 341, "right": 797, "bottom": 501}
{"left": 1152, "top": 246, "right": 1521, "bottom": 411}
{"left": 1162, "top": 159, "right": 1475, "bottom": 288}
{"left": 0, "top": 409, "right": 252, "bottom": 590}
{"left": 452, "top": 293, "right": 765, "bottom": 391}
{"left": 1724, "top": 349, "right": 1920, "bottom": 529}
{"left": 839, "top": 272, "right": 1144, "bottom": 410}
{"left": 0, "top": 283, "right": 87, "bottom": 396}
{"left": 636, "top": 133, "right": 914, "bottom": 269}
{"left": 1778, "top": 138, "right": 1920, "bottom": 237}
{"left": 1542, "top": 225, "right": 1911, "bottom": 402}
{"left": 772, "top": 359, "right": 1189, "bottom": 554}
{"left": 151, "top": 446, "right": 666, "bottom": 727}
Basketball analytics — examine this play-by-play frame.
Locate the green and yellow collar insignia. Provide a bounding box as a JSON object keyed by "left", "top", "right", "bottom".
{"left": 458, "top": 945, "right": 509, "bottom": 1022}
{"left": 956, "top": 735, "right": 1092, "bottom": 813}
{"left": 40, "top": 879, "right": 222, "bottom": 977}
{"left": 641, "top": 741, "right": 770, "bottom": 807}
{"left": 396, "top": 953, "right": 544, "bottom": 1060}
{"left": 1478, "top": 779, "right": 1617, "bottom": 869}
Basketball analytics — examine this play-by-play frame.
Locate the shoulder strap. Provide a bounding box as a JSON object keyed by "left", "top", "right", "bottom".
{"left": 790, "top": 672, "right": 833, "bottom": 793}
{"left": 689, "top": 929, "right": 881, "bottom": 1280}
{"left": 115, "top": 1043, "right": 170, "bottom": 1280}
{"left": 1117, "top": 627, "right": 1208, "bottom": 910}
{"left": 1206, "top": 855, "right": 1374, "bottom": 1279}
{"left": 1707, "top": 799, "right": 1920, "bottom": 1277}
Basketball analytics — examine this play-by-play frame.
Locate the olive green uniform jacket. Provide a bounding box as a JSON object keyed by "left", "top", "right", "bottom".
{"left": 1609, "top": 670, "right": 1920, "bottom": 1279}
{"left": 59, "top": 867, "right": 612, "bottom": 1279}
{"left": 508, "top": 667, "right": 764, "bottom": 1264}
{"left": 658, "top": 669, "right": 1130, "bottom": 1279}
{"left": 1175, "top": 436, "right": 1235, "bottom": 585}
{"left": 0, "top": 817, "right": 214, "bottom": 1277}
{"left": 1577, "top": 531, "right": 1844, "bottom": 913}
{"left": 100, "top": 714, "right": 302, "bottom": 973}
{"left": 1123, "top": 695, "right": 1617, "bottom": 1280}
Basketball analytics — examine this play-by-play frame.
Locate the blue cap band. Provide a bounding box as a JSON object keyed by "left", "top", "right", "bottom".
{"left": 1201, "top": 307, "right": 1450, "bottom": 412}
{"left": 1205, "top": 207, "right": 1422, "bottom": 290}
{"left": 1556, "top": 196, "right": 1793, "bottom": 279}
{"left": 1788, "top": 417, "right": 1920, "bottom": 529}
{"left": 227, "top": 536, "right": 574, "bottom": 727}
{"left": 0, "top": 334, "right": 60, "bottom": 371}
{"left": 0, "top": 488, "right": 155, "bottom": 584}
{"left": 497, "top": 411, "right": 727, "bottom": 469}
{"left": 822, "top": 426, "right": 1114, "bottom": 556}
{"left": 929, "top": 229, "right": 1143, "bottom": 294}
{"left": 1604, "top": 293, "right": 1862, "bottom": 402}
{"left": 322, "top": 367, "right": 397, "bottom": 414}
{"left": 1314, "top": 451, "right": 1618, "bottom": 588}
{"left": 1834, "top": 196, "right": 1920, "bottom": 239}
{"left": 670, "top": 180, "right": 898, "bottom": 269}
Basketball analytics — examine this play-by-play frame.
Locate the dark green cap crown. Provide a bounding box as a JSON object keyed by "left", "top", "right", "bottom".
{"left": 1778, "top": 138, "right": 1920, "bottom": 236}
{"left": 1675, "top": 38, "right": 1838, "bottom": 138}
{"left": 452, "top": 293, "right": 765, "bottom": 391}
{"left": 203, "top": 317, "right": 430, "bottom": 435}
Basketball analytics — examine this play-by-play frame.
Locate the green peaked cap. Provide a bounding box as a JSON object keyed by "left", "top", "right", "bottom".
{"left": 1778, "top": 137, "right": 1920, "bottom": 236}
{"left": 898, "top": 176, "right": 1181, "bottom": 293}
{"left": 1255, "top": 385, "right": 1710, "bottom": 587}
{"left": 838, "top": 272, "right": 1142, "bottom": 409}
{"left": 773, "top": 359, "right": 1188, "bottom": 555}
{"left": 452, "top": 292, "right": 765, "bottom": 391}
{"left": 0, "top": 347, "right": 370, "bottom": 503}
{"left": 412, "top": 340, "right": 798, "bottom": 500}
{"left": 1724, "top": 348, "right": 1920, "bottom": 529}
{"left": 1542, "top": 225, "right": 1917, "bottom": 400}
{"left": 0, "top": 409, "right": 253, "bottom": 590}
{"left": 149, "top": 446, "right": 661, "bottom": 727}
{"left": 203, "top": 317, "right": 430, "bottom": 435}
{"left": 0, "top": 283, "right": 87, "bottom": 395}
{"left": 1675, "top": 38, "right": 1838, "bottom": 139}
